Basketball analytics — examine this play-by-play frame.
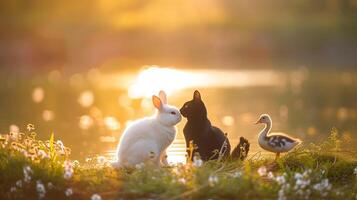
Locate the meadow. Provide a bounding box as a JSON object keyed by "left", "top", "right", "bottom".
{"left": 0, "top": 125, "right": 357, "bottom": 200}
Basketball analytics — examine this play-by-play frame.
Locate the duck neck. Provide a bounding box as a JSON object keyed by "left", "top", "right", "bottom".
{"left": 259, "top": 122, "right": 272, "bottom": 139}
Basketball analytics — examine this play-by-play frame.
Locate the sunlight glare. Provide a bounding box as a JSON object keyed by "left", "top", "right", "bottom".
{"left": 128, "top": 66, "right": 195, "bottom": 99}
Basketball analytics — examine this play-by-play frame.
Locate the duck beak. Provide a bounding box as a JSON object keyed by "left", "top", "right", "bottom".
{"left": 254, "top": 120, "right": 260, "bottom": 125}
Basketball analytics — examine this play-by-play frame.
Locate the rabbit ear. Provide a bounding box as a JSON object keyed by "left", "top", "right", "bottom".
{"left": 193, "top": 90, "right": 201, "bottom": 101}
{"left": 158, "top": 90, "right": 167, "bottom": 104}
{"left": 152, "top": 95, "right": 163, "bottom": 110}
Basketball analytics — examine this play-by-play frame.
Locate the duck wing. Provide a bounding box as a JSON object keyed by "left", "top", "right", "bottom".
{"left": 268, "top": 132, "right": 301, "bottom": 143}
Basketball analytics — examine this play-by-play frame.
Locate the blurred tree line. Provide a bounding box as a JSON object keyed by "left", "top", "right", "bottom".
{"left": 0, "top": 0, "right": 357, "bottom": 72}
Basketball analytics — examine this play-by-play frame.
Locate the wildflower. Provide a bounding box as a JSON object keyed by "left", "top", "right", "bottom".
{"left": 63, "top": 161, "right": 74, "bottom": 180}
{"left": 294, "top": 172, "right": 303, "bottom": 180}
{"left": 36, "top": 180, "right": 46, "bottom": 199}
{"left": 16, "top": 180, "right": 22, "bottom": 188}
{"left": 276, "top": 175, "right": 286, "bottom": 185}
{"left": 257, "top": 166, "right": 267, "bottom": 176}
{"left": 91, "top": 194, "right": 102, "bottom": 200}
{"left": 354, "top": 167, "right": 357, "bottom": 176}
{"left": 27, "top": 124, "right": 35, "bottom": 132}
{"left": 47, "top": 182, "right": 54, "bottom": 190}
{"left": 97, "top": 156, "right": 106, "bottom": 164}
{"left": 9, "top": 131, "right": 19, "bottom": 141}
{"left": 178, "top": 178, "right": 186, "bottom": 185}
{"left": 135, "top": 163, "right": 145, "bottom": 170}
{"left": 37, "top": 150, "right": 49, "bottom": 159}
{"left": 313, "top": 179, "right": 331, "bottom": 197}
{"left": 65, "top": 188, "right": 73, "bottom": 197}
{"left": 10, "top": 186, "right": 16, "bottom": 193}
{"left": 193, "top": 155, "right": 203, "bottom": 167}
{"left": 208, "top": 175, "right": 219, "bottom": 187}
{"left": 232, "top": 171, "right": 242, "bottom": 178}
{"left": 267, "top": 172, "right": 274, "bottom": 179}
{"left": 73, "top": 160, "right": 80, "bottom": 167}
{"left": 23, "top": 165, "right": 33, "bottom": 183}
{"left": 9, "top": 124, "right": 20, "bottom": 135}
{"left": 57, "top": 140, "right": 65, "bottom": 154}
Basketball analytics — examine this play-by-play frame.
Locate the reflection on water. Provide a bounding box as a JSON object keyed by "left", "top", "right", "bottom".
{"left": 104, "top": 139, "right": 187, "bottom": 164}
{"left": 1, "top": 66, "right": 356, "bottom": 162}
{"left": 99, "top": 66, "right": 285, "bottom": 98}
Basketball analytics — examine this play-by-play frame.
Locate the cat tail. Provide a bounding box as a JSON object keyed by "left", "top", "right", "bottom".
{"left": 231, "top": 137, "right": 250, "bottom": 160}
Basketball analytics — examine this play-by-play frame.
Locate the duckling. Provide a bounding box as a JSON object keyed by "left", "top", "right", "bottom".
{"left": 255, "top": 114, "right": 301, "bottom": 160}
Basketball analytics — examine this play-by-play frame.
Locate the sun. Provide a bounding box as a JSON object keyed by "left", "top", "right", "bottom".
{"left": 128, "top": 66, "right": 194, "bottom": 99}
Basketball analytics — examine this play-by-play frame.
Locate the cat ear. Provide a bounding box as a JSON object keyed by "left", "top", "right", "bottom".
{"left": 158, "top": 90, "right": 167, "bottom": 104}
{"left": 193, "top": 90, "right": 201, "bottom": 101}
{"left": 152, "top": 95, "right": 163, "bottom": 110}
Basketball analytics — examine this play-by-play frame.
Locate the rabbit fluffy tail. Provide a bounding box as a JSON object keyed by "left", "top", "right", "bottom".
{"left": 231, "top": 137, "right": 250, "bottom": 160}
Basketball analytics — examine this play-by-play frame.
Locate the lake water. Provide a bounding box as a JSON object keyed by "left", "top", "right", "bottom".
{"left": 0, "top": 67, "right": 356, "bottom": 162}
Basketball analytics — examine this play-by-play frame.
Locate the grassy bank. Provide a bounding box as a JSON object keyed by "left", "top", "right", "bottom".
{"left": 1, "top": 127, "right": 356, "bottom": 200}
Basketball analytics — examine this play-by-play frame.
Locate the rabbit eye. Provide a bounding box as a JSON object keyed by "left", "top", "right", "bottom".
{"left": 170, "top": 111, "right": 176, "bottom": 115}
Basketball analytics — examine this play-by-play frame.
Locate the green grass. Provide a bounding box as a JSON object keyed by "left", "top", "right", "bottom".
{"left": 0, "top": 128, "right": 357, "bottom": 200}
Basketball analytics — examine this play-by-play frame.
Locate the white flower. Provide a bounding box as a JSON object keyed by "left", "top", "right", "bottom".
{"left": 267, "top": 172, "right": 274, "bottom": 179}
{"left": 97, "top": 156, "right": 106, "bottom": 164}
{"left": 10, "top": 186, "right": 16, "bottom": 193}
{"left": 16, "top": 180, "right": 22, "bottom": 188}
{"left": 47, "top": 182, "right": 54, "bottom": 189}
{"left": 37, "top": 150, "right": 49, "bottom": 159}
{"left": 64, "top": 171, "right": 73, "bottom": 180}
{"left": 23, "top": 165, "right": 33, "bottom": 183}
{"left": 178, "top": 178, "right": 186, "bottom": 184}
{"left": 91, "top": 194, "right": 102, "bottom": 200}
{"left": 313, "top": 179, "right": 331, "bottom": 197}
{"left": 135, "top": 163, "right": 145, "bottom": 170}
{"left": 63, "top": 161, "right": 74, "bottom": 180}
{"left": 294, "top": 172, "right": 303, "bottom": 180}
{"left": 278, "top": 188, "right": 286, "bottom": 200}
{"left": 276, "top": 176, "right": 286, "bottom": 185}
{"left": 65, "top": 188, "right": 73, "bottom": 197}
{"left": 257, "top": 166, "right": 267, "bottom": 176}
{"left": 232, "top": 171, "right": 242, "bottom": 178}
{"left": 193, "top": 156, "right": 203, "bottom": 167}
{"left": 208, "top": 175, "right": 219, "bottom": 187}
{"left": 36, "top": 180, "right": 46, "bottom": 199}
{"left": 354, "top": 167, "right": 357, "bottom": 176}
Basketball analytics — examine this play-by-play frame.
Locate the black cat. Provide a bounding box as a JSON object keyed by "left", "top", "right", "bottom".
{"left": 180, "top": 90, "right": 250, "bottom": 161}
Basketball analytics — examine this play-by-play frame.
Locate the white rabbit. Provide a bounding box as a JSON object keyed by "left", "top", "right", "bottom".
{"left": 113, "top": 91, "right": 182, "bottom": 168}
